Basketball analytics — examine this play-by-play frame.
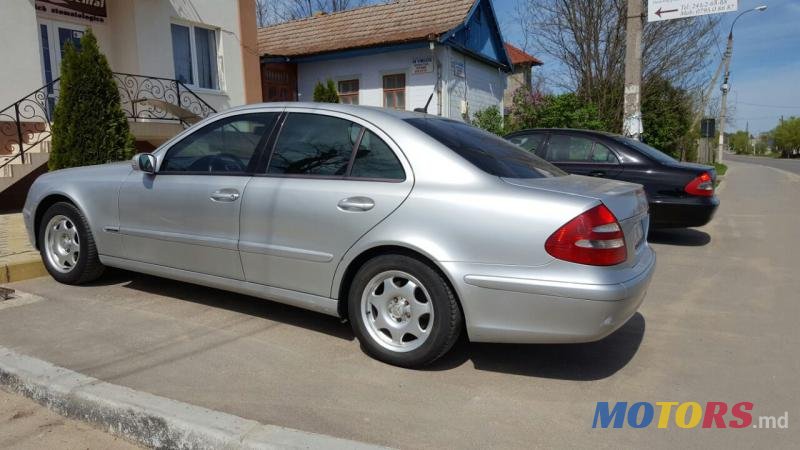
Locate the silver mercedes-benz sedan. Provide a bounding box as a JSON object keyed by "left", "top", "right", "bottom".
{"left": 23, "top": 103, "right": 655, "bottom": 367}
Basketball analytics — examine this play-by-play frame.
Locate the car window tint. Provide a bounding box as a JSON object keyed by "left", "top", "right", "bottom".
{"left": 350, "top": 130, "right": 405, "bottom": 180}
{"left": 161, "top": 113, "right": 276, "bottom": 173}
{"left": 613, "top": 136, "right": 678, "bottom": 164}
{"left": 591, "top": 143, "right": 620, "bottom": 163}
{"left": 509, "top": 133, "right": 546, "bottom": 153}
{"left": 405, "top": 118, "right": 565, "bottom": 178}
{"left": 268, "top": 113, "right": 360, "bottom": 176}
{"left": 547, "top": 135, "right": 594, "bottom": 162}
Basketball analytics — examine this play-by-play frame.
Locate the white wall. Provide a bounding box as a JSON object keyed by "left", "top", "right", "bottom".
{"left": 445, "top": 48, "right": 507, "bottom": 121}
{"left": 0, "top": 1, "right": 250, "bottom": 114}
{"left": 297, "top": 47, "right": 443, "bottom": 115}
{"left": 0, "top": 1, "right": 46, "bottom": 110}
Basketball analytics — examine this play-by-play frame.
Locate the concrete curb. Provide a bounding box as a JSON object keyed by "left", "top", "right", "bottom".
{"left": 1, "top": 258, "right": 47, "bottom": 284}
{"left": 0, "top": 346, "right": 388, "bottom": 450}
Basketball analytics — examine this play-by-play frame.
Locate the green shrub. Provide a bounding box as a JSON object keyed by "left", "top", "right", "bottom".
{"left": 472, "top": 106, "right": 505, "bottom": 136}
{"left": 49, "top": 29, "right": 133, "bottom": 170}
{"left": 506, "top": 88, "right": 604, "bottom": 132}
{"left": 313, "top": 79, "right": 340, "bottom": 103}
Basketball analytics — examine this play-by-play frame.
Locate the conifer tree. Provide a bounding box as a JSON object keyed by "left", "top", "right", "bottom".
{"left": 50, "top": 29, "right": 134, "bottom": 170}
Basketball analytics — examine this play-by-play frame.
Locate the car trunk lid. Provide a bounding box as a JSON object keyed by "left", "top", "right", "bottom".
{"left": 502, "top": 175, "right": 650, "bottom": 268}
{"left": 502, "top": 175, "right": 648, "bottom": 221}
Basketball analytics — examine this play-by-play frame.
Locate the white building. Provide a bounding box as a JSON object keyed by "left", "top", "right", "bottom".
{"left": 257, "top": 0, "right": 511, "bottom": 121}
{"left": 1, "top": 0, "right": 261, "bottom": 205}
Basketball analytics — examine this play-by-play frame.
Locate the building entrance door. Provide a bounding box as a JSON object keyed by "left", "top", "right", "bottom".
{"left": 261, "top": 63, "right": 297, "bottom": 102}
{"left": 38, "top": 21, "right": 85, "bottom": 115}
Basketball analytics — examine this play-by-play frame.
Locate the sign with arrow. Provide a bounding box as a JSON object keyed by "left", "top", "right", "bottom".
{"left": 647, "top": 0, "right": 738, "bottom": 22}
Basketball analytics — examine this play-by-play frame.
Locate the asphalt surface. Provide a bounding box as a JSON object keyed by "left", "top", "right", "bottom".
{"left": 725, "top": 153, "right": 800, "bottom": 175}
{"left": 1, "top": 160, "right": 798, "bottom": 449}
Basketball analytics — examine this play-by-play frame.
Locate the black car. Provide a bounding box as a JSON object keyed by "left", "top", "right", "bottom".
{"left": 505, "top": 129, "right": 719, "bottom": 228}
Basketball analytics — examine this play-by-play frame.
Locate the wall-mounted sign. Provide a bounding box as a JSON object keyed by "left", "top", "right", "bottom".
{"left": 412, "top": 56, "right": 433, "bottom": 75}
{"left": 36, "top": 0, "right": 107, "bottom": 23}
{"left": 452, "top": 61, "right": 465, "bottom": 78}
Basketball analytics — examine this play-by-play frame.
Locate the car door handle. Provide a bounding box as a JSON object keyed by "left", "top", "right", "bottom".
{"left": 338, "top": 196, "right": 374, "bottom": 212}
{"left": 210, "top": 189, "right": 240, "bottom": 202}
{"left": 589, "top": 170, "right": 606, "bottom": 177}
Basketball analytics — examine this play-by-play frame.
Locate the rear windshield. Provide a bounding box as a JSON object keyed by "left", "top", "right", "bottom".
{"left": 405, "top": 118, "right": 565, "bottom": 178}
{"left": 613, "top": 136, "right": 678, "bottom": 164}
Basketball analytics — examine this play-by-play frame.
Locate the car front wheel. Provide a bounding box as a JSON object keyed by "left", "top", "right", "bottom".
{"left": 348, "top": 254, "right": 462, "bottom": 368}
{"left": 38, "top": 202, "right": 105, "bottom": 285}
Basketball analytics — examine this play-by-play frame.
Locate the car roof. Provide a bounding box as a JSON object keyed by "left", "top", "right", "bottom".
{"left": 223, "top": 102, "right": 437, "bottom": 121}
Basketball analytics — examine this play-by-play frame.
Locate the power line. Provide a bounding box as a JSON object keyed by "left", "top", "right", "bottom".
{"left": 735, "top": 101, "right": 800, "bottom": 109}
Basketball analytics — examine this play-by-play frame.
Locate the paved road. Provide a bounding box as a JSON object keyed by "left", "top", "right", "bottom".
{"left": 1, "top": 161, "right": 798, "bottom": 449}
{"left": 725, "top": 153, "right": 800, "bottom": 175}
{"left": 0, "top": 389, "right": 140, "bottom": 450}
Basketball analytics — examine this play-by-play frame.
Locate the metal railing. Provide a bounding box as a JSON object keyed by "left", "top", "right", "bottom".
{"left": 0, "top": 73, "right": 217, "bottom": 172}
{"left": 112, "top": 72, "right": 217, "bottom": 124}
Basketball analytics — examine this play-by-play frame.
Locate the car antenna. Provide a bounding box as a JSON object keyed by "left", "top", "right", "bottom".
{"left": 414, "top": 93, "right": 434, "bottom": 114}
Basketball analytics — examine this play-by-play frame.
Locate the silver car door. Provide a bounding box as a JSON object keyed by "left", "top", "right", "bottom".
{"left": 118, "top": 112, "right": 279, "bottom": 279}
{"left": 239, "top": 109, "right": 413, "bottom": 297}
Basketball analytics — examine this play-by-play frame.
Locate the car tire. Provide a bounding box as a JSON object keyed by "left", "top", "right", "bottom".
{"left": 38, "top": 202, "right": 105, "bottom": 285}
{"left": 348, "top": 254, "right": 462, "bottom": 368}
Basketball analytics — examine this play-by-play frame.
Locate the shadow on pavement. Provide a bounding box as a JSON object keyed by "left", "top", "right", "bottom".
{"left": 648, "top": 228, "right": 711, "bottom": 246}
{"left": 98, "top": 269, "right": 355, "bottom": 341}
{"left": 93, "top": 270, "right": 645, "bottom": 380}
{"left": 427, "top": 313, "right": 646, "bottom": 380}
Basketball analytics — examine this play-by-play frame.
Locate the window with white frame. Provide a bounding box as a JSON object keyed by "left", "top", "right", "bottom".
{"left": 171, "top": 23, "right": 220, "bottom": 90}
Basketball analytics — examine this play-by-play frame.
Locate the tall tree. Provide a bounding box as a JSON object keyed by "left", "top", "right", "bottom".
{"left": 256, "top": 0, "right": 373, "bottom": 26}
{"left": 515, "top": 0, "right": 720, "bottom": 131}
{"left": 640, "top": 76, "right": 693, "bottom": 158}
{"left": 773, "top": 117, "right": 800, "bottom": 158}
{"left": 49, "top": 30, "right": 133, "bottom": 170}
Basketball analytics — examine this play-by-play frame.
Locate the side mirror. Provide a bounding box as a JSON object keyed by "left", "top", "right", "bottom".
{"left": 132, "top": 153, "right": 156, "bottom": 174}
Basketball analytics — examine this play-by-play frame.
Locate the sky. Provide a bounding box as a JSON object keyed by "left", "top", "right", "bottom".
{"left": 491, "top": 0, "right": 800, "bottom": 134}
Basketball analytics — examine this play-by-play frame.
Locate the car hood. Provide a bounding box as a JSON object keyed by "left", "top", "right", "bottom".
{"left": 501, "top": 175, "right": 648, "bottom": 221}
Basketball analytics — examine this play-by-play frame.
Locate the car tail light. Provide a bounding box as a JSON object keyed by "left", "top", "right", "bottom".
{"left": 685, "top": 172, "right": 714, "bottom": 197}
{"left": 545, "top": 204, "right": 627, "bottom": 266}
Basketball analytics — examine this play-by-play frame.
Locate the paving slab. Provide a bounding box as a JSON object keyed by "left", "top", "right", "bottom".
{"left": 0, "top": 213, "right": 45, "bottom": 283}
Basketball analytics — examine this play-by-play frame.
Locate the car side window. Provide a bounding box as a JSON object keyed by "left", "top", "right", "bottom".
{"left": 160, "top": 113, "right": 276, "bottom": 174}
{"left": 268, "top": 113, "right": 360, "bottom": 176}
{"left": 350, "top": 130, "right": 405, "bottom": 180}
{"left": 547, "top": 135, "right": 594, "bottom": 162}
{"left": 591, "top": 143, "right": 620, "bottom": 164}
{"left": 509, "top": 133, "right": 546, "bottom": 154}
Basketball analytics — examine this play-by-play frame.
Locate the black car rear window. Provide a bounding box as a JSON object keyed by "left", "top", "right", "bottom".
{"left": 405, "top": 118, "right": 565, "bottom": 178}
{"left": 614, "top": 136, "right": 678, "bottom": 164}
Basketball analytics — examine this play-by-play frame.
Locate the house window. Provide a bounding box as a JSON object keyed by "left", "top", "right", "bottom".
{"left": 171, "top": 23, "right": 219, "bottom": 90}
{"left": 338, "top": 79, "right": 359, "bottom": 105}
{"left": 383, "top": 74, "right": 406, "bottom": 110}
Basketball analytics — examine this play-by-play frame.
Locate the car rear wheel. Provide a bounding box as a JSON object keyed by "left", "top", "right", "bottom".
{"left": 38, "top": 202, "right": 105, "bottom": 285}
{"left": 348, "top": 254, "right": 462, "bottom": 367}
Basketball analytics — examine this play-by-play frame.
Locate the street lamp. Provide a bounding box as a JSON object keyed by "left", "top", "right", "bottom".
{"left": 717, "top": 5, "right": 767, "bottom": 163}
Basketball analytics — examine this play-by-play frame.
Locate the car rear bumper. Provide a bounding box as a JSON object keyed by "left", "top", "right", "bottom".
{"left": 443, "top": 247, "right": 656, "bottom": 344}
{"left": 650, "top": 196, "right": 719, "bottom": 228}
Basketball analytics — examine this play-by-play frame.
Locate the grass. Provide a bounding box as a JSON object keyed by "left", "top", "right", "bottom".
{"left": 714, "top": 163, "right": 728, "bottom": 176}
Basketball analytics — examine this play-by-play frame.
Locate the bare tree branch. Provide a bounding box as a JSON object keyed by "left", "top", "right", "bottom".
{"left": 516, "top": 0, "right": 720, "bottom": 129}
{"left": 256, "top": 0, "right": 375, "bottom": 26}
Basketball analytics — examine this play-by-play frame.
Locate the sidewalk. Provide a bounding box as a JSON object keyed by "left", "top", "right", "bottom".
{"left": 0, "top": 388, "right": 141, "bottom": 450}
{"left": 0, "top": 213, "right": 45, "bottom": 284}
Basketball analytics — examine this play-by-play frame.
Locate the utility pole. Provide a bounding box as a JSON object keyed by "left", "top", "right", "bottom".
{"left": 716, "top": 32, "right": 733, "bottom": 163}
{"left": 623, "top": 0, "right": 643, "bottom": 140}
